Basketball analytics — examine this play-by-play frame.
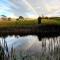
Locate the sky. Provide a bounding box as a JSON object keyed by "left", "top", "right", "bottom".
{"left": 0, "top": 0, "right": 60, "bottom": 18}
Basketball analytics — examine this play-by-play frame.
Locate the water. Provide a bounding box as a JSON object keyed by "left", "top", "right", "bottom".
{"left": 0, "top": 35, "right": 39, "bottom": 50}
{"left": 0, "top": 35, "right": 60, "bottom": 60}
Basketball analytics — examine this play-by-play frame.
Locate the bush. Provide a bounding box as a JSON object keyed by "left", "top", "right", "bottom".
{"left": 8, "top": 17, "right": 11, "bottom": 21}
{"left": 38, "top": 16, "right": 41, "bottom": 24}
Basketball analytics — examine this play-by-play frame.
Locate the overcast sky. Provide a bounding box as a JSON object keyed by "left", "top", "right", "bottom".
{"left": 0, "top": 0, "right": 60, "bottom": 18}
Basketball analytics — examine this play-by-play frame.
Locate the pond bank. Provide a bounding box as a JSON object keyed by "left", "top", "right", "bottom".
{"left": 0, "top": 25, "right": 60, "bottom": 40}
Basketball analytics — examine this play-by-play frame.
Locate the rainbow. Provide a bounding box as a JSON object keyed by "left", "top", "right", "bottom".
{"left": 22, "top": 0, "right": 38, "bottom": 17}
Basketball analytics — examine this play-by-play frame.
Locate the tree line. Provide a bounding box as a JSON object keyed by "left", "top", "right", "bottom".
{"left": 0, "top": 15, "right": 42, "bottom": 24}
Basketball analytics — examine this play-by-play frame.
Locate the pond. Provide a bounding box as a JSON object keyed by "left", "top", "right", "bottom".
{"left": 0, "top": 35, "right": 60, "bottom": 60}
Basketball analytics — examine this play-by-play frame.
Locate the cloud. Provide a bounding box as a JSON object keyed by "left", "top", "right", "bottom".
{"left": 43, "top": 0, "right": 60, "bottom": 16}
{"left": 45, "top": 1, "right": 60, "bottom": 13}
{"left": 0, "top": 0, "right": 60, "bottom": 17}
{"left": 0, "top": 35, "right": 39, "bottom": 51}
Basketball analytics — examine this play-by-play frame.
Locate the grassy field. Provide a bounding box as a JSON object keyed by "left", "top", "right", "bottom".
{"left": 0, "top": 18, "right": 60, "bottom": 28}
{"left": 0, "top": 19, "right": 38, "bottom": 28}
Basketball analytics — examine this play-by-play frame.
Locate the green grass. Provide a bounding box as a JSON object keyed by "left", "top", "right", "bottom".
{"left": 41, "top": 19, "right": 57, "bottom": 25}
{"left": 0, "top": 18, "right": 60, "bottom": 28}
{"left": 0, "top": 19, "right": 38, "bottom": 28}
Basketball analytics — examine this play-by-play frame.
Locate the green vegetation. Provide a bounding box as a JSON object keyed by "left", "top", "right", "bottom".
{"left": 0, "top": 20, "right": 38, "bottom": 28}
{"left": 0, "top": 19, "right": 38, "bottom": 28}
{"left": 0, "top": 17, "right": 60, "bottom": 28}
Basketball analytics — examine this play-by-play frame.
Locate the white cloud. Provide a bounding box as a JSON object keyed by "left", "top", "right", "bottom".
{"left": 0, "top": 0, "right": 60, "bottom": 17}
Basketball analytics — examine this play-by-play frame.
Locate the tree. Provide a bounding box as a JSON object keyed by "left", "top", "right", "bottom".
{"left": 38, "top": 16, "right": 41, "bottom": 24}
{"left": 16, "top": 18, "right": 19, "bottom": 21}
{"left": 8, "top": 17, "right": 11, "bottom": 21}
{"left": 1, "top": 15, "right": 7, "bottom": 20}
{"left": 45, "top": 16, "right": 48, "bottom": 19}
{"left": 19, "top": 16, "right": 24, "bottom": 19}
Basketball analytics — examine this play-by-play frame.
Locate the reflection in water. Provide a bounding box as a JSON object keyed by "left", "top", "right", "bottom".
{"left": 0, "top": 35, "right": 39, "bottom": 51}
{"left": 0, "top": 35, "right": 60, "bottom": 60}
{"left": 0, "top": 35, "right": 60, "bottom": 51}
